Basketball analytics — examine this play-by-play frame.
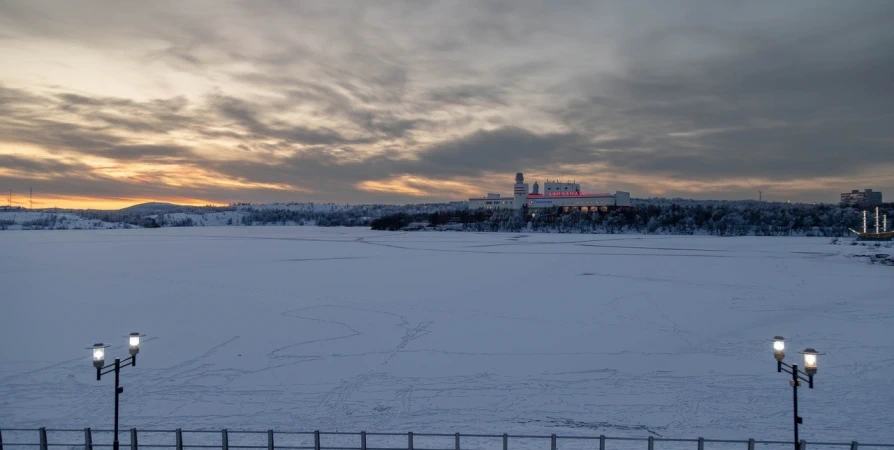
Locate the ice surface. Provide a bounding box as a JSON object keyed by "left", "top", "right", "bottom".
{"left": 1, "top": 228, "right": 893, "bottom": 441}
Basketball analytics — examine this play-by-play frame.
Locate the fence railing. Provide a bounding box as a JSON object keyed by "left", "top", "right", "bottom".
{"left": 1, "top": 428, "right": 893, "bottom": 450}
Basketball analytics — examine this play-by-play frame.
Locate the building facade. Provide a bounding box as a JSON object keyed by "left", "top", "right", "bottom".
{"left": 841, "top": 189, "right": 883, "bottom": 207}
{"left": 468, "top": 173, "right": 631, "bottom": 211}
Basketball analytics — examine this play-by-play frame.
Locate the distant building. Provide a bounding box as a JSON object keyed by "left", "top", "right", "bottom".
{"left": 840, "top": 189, "right": 882, "bottom": 207}
{"left": 468, "top": 172, "right": 631, "bottom": 211}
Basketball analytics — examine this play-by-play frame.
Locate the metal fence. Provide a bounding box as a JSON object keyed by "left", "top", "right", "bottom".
{"left": 1, "top": 429, "right": 893, "bottom": 450}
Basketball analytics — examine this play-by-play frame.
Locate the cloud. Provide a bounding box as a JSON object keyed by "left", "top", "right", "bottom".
{"left": 0, "top": 0, "right": 893, "bottom": 206}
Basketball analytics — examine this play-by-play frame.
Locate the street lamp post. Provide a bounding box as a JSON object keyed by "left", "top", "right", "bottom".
{"left": 91, "top": 333, "right": 143, "bottom": 450}
{"left": 773, "top": 336, "right": 820, "bottom": 450}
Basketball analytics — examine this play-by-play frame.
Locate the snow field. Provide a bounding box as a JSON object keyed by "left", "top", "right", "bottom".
{"left": 1, "top": 228, "right": 893, "bottom": 442}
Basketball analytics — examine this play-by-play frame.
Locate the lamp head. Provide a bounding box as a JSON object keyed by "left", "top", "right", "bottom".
{"left": 773, "top": 336, "right": 785, "bottom": 361}
{"left": 92, "top": 343, "right": 105, "bottom": 369}
{"left": 803, "top": 348, "right": 818, "bottom": 375}
{"left": 128, "top": 332, "right": 141, "bottom": 356}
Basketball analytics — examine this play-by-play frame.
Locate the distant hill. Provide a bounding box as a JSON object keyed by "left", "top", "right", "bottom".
{"left": 119, "top": 202, "right": 186, "bottom": 214}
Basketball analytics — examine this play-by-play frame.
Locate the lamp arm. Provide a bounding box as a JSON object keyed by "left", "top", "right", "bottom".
{"left": 98, "top": 355, "right": 137, "bottom": 378}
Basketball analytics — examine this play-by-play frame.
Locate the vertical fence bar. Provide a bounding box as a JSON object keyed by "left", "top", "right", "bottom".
{"left": 551, "top": 434, "right": 557, "bottom": 450}
{"left": 85, "top": 428, "right": 93, "bottom": 450}
{"left": 800, "top": 441, "right": 806, "bottom": 450}
{"left": 267, "top": 430, "right": 274, "bottom": 450}
{"left": 131, "top": 429, "right": 138, "bottom": 450}
{"left": 455, "top": 433, "right": 460, "bottom": 450}
{"left": 361, "top": 432, "right": 367, "bottom": 450}
{"left": 40, "top": 428, "right": 48, "bottom": 450}
{"left": 851, "top": 443, "right": 858, "bottom": 450}
{"left": 648, "top": 437, "right": 654, "bottom": 450}
{"left": 748, "top": 439, "right": 754, "bottom": 450}
{"left": 698, "top": 438, "right": 704, "bottom": 450}
{"left": 408, "top": 432, "right": 414, "bottom": 450}
{"left": 0, "top": 427, "right": 4, "bottom": 450}
{"left": 222, "top": 430, "right": 229, "bottom": 450}
{"left": 503, "top": 434, "right": 508, "bottom": 450}
{"left": 599, "top": 435, "right": 605, "bottom": 450}
{"left": 314, "top": 431, "right": 320, "bottom": 450}
{"left": 176, "top": 429, "right": 183, "bottom": 450}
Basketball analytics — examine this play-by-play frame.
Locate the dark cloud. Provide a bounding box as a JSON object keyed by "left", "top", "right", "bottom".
{"left": 425, "top": 84, "right": 509, "bottom": 107}
{"left": 0, "top": 154, "right": 91, "bottom": 175}
{"left": 210, "top": 94, "right": 371, "bottom": 146}
{"left": 409, "top": 127, "right": 591, "bottom": 177}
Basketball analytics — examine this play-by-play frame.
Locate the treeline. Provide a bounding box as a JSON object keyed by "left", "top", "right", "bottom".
{"left": 7, "top": 200, "right": 887, "bottom": 235}
{"left": 371, "top": 202, "right": 878, "bottom": 236}
{"left": 237, "top": 202, "right": 467, "bottom": 227}
{"left": 239, "top": 207, "right": 370, "bottom": 227}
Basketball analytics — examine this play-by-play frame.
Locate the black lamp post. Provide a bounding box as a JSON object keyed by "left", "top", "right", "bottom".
{"left": 773, "top": 336, "right": 820, "bottom": 450}
{"left": 91, "top": 332, "right": 143, "bottom": 450}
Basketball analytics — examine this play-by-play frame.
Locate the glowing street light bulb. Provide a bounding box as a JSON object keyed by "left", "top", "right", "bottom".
{"left": 129, "top": 332, "right": 141, "bottom": 356}
{"left": 93, "top": 343, "right": 105, "bottom": 368}
{"left": 773, "top": 337, "right": 785, "bottom": 351}
{"left": 773, "top": 336, "right": 785, "bottom": 361}
{"left": 803, "top": 348, "right": 818, "bottom": 375}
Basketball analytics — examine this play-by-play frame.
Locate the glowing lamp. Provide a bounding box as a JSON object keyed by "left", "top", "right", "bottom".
{"left": 773, "top": 336, "right": 785, "bottom": 361}
{"left": 92, "top": 343, "right": 105, "bottom": 368}
{"left": 803, "top": 348, "right": 818, "bottom": 375}
{"left": 129, "top": 332, "right": 141, "bottom": 356}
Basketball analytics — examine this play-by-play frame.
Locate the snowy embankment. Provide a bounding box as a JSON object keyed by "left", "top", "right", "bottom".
{"left": 0, "top": 211, "right": 132, "bottom": 230}
{"left": 1, "top": 229, "right": 893, "bottom": 442}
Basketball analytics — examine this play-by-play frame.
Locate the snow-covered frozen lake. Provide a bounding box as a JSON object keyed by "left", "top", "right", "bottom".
{"left": 1, "top": 228, "right": 893, "bottom": 442}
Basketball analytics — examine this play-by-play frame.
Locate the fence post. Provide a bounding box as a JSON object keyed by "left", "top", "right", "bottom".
{"left": 85, "top": 428, "right": 93, "bottom": 450}
{"left": 748, "top": 439, "right": 754, "bottom": 450}
{"left": 0, "top": 427, "right": 4, "bottom": 450}
{"left": 40, "top": 428, "right": 48, "bottom": 450}
{"left": 176, "top": 429, "right": 183, "bottom": 450}
{"left": 268, "top": 430, "right": 274, "bottom": 450}
{"left": 851, "top": 442, "right": 858, "bottom": 450}
{"left": 314, "top": 431, "right": 320, "bottom": 450}
{"left": 131, "top": 429, "right": 138, "bottom": 450}
{"left": 551, "top": 434, "right": 557, "bottom": 450}
{"left": 408, "top": 432, "right": 414, "bottom": 450}
{"left": 455, "top": 433, "right": 460, "bottom": 450}
{"left": 503, "top": 434, "right": 508, "bottom": 450}
{"left": 361, "top": 432, "right": 367, "bottom": 450}
{"left": 222, "top": 430, "right": 228, "bottom": 450}
{"left": 599, "top": 435, "right": 605, "bottom": 450}
{"left": 800, "top": 441, "right": 806, "bottom": 450}
{"left": 697, "top": 438, "right": 704, "bottom": 450}
{"left": 648, "top": 436, "right": 654, "bottom": 450}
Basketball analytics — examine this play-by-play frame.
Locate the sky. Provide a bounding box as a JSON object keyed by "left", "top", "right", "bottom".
{"left": 1, "top": 0, "right": 893, "bottom": 209}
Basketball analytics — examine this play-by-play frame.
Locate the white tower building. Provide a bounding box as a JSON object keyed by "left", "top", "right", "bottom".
{"left": 513, "top": 173, "right": 529, "bottom": 209}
